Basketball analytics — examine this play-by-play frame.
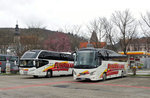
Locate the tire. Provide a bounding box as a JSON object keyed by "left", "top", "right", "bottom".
{"left": 102, "top": 73, "right": 107, "bottom": 81}
{"left": 121, "top": 71, "right": 124, "bottom": 78}
{"left": 71, "top": 70, "right": 74, "bottom": 76}
{"left": 46, "top": 70, "right": 52, "bottom": 78}
{"left": 33, "top": 75, "right": 38, "bottom": 78}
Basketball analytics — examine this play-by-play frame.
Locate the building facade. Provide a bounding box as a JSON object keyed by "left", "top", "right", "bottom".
{"left": 127, "top": 37, "right": 150, "bottom": 52}
{"left": 79, "top": 31, "right": 106, "bottom": 48}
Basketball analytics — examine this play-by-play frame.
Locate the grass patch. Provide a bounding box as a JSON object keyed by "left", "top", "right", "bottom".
{"left": 0, "top": 73, "right": 19, "bottom": 75}
{"left": 129, "top": 74, "right": 150, "bottom": 77}
{"left": 135, "top": 74, "right": 150, "bottom": 76}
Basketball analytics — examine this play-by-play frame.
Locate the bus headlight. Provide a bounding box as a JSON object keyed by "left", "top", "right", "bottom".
{"left": 90, "top": 71, "right": 96, "bottom": 75}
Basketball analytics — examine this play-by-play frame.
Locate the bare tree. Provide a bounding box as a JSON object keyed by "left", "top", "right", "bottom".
{"left": 0, "top": 29, "right": 14, "bottom": 54}
{"left": 87, "top": 18, "right": 105, "bottom": 42}
{"left": 87, "top": 18, "right": 106, "bottom": 48}
{"left": 100, "top": 18, "right": 118, "bottom": 51}
{"left": 43, "top": 32, "right": 72, "bottom": 52}
{"left": 24, "top": 21, "right": 48, "bottom": 51}
{"left": 112, "top": 10, "right": 137, "bottom": 54}
{"left": 26, "top": 21, "right": 46, "bottom": 29}
{"left": 141, "top": 12, "right": 150, "bottom": 36}
{"left": 58, "top": 25, "right": 83, "bottom": 51}
{"left": 58, "top": 25, "right": 71, "bottom": 33}
{"left": 58, "top": 25, "right": 82, "bottom": 35}
{"left": 72, "top": 25, "right": 82, "bottom": 36}
{"left": 140, "top": 12, "right": 150, "bottom": 51}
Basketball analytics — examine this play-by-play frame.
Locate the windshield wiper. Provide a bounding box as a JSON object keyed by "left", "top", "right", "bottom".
{"left": 74, "top": 65, "right": 96, "bottom": 69}
{"left": 74, "top": 65, "right": 82, "bottom": 68}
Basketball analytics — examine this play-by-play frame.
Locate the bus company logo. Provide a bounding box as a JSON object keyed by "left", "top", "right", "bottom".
{"left": 43, "top": 61, "right": 74, "bottom": 72}
{"left": 108, "top": 63, "right": 124, "bottom": 70}
{"left": 77, "top": 70, "right": 89, "bottom": 76}
{"left": 55, "top": 62, "right": 74, "bottom": 68}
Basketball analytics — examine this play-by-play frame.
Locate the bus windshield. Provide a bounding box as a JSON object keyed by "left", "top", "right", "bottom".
{"left": 74, "top": 51, "right": 97, "bottom": 69}
{"left": 20, "top": 60, "right": 35, "bottom": 67}
{"left": 22, "top": 51, "right": 39, "bottom": 58}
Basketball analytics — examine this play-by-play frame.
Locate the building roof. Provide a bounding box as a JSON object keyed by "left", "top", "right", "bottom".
{"left": 79, "top": 42, "right": 106, "bottom": 48}
{"left": 90, "top": 31, "right": 98, "bottom": 42}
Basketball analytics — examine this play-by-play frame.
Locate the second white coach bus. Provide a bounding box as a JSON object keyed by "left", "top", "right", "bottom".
{"left": 19, "top": 50, "right": 74, "bottom": 78}
{"left": 73, "top": 47, "right": 128, "bottom": 81}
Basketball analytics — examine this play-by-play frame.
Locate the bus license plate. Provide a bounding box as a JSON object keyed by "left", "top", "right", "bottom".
{"left": 23, "top": 71, "right": 28, "bottom": 75}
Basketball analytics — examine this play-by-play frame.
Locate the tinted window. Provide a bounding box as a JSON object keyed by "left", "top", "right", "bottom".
{"left": 36, "top": 60, "right": 49, "bottom": 68}
{"left": 22, "top": 51, "right": 40, "bottom": 58}
{"left": 38, "top": 52, "right": 60, "bottom": 60}
{"left": 0, "top": 56, "right": 6, "bottom": 61}
{"left": 60, "top": 53, "right": 74, "bottom": 61}
{"left": 38, "top": 52, "right": 73, "bottom": 61}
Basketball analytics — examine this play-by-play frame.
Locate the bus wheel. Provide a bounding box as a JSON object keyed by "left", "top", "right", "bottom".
{"left": 102, "top": 73, "right": 106, "bottom": 81}
{"left": 121, "top": 71, "right": 124, "bottom": 78}
{"left": 33, "top": 75, "right": 38, "bottom": 78}
{"left": 71, "top": 70, "right": 74, "bottom": 76}
{"left": 46, "top": 70, "right": 52, "bottom": 78}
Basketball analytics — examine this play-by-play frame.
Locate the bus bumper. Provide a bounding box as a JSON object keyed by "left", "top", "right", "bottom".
{"left": 74, "top": 74, "right": 99, "bottom": 81}
{"left": 19, "top": 69, "right": 35, "bottom": 76}
{"left": 19, "top": 68, "right": 36, "bottom": 76}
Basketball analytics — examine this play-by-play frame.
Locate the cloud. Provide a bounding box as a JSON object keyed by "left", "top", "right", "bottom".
{"left": 0, "top": 0, "right": 150, "bottom": 30}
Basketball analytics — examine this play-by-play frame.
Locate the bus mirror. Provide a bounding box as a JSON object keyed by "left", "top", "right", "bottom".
{"left": 95, "top": 52, "right": 99, "bottom": 59}
{"left": 33, "top": 61, "right": 36, "bottom": 66}
{"left": 106, "top": 51, "right": 109, "bottom": 60}
{"left": 14, "top": 60, "right": 17, "bottom": 65}
{"left": 97, "top": 53, "right": 102, "bottom": 57}
{"left": 71, "top": 51, "right": 76, "bottom": 60}
{"left": 98, "top": 53, "right": 105, "bottom": 60}
{"left": 71, "top": 51, "right": 76, "bottom": 56}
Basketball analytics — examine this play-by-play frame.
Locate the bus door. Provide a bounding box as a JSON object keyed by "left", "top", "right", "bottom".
{"left": 36, "top": 60, "right": 49, "bottom": 72}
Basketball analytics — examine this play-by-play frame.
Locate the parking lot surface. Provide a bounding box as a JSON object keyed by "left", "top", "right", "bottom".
{"left": 0, "top": 75, "right": 150, "bottom": 98}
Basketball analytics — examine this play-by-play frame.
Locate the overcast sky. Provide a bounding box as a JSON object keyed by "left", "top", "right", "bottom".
{"left": 0, "top": 0, "right": 150, "bottom": 31}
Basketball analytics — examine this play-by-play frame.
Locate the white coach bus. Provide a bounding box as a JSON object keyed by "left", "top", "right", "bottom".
{"left": 73, "top": 47, "right": 128, "bottom": 81}
{"left": 19, "top": 50, "right": 74, "bottom": 78}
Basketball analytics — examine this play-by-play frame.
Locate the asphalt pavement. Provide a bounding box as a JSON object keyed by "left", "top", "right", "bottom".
{"left": 0, "top": 74, "right": 150, "bottom": 98}
{"left": 128, "top": 69, "right": 150, "bottom": 75}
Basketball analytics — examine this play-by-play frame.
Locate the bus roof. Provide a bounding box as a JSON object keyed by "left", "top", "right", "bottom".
{"left": 78, "top": 48, "right": 127, "bottom": 58}
{"left": 21, "top": 50, "right": 72, "bottom": 59}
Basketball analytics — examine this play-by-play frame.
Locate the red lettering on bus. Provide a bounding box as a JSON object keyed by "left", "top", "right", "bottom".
{"left": 108, "top": 63, "right": 125, "bottom": 71}
{"left": 53, "top": 62, "right": 74, "bottom": 71}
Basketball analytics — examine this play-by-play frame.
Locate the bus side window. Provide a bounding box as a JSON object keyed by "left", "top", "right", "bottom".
{"left": 106, "top": 51, "right": 109, "bottom": 60}
{"left": 36, "top": 61, "right": 40, "bottom": 68}
{"left": 38, "top": 60, "right": 49, "bottom": 68}
{"left": 98, "top": 57, "right": 102, "bottom": 66}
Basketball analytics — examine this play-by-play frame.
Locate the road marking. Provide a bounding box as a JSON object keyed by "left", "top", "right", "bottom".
{"left": 0, "top": 81, "right": 68, "bottom": 91}
{"left": 68, "top": 81, "right": 150, "bottom": 89}
{"left": 0, "top": 81, "right": 150, "bottom": 91}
